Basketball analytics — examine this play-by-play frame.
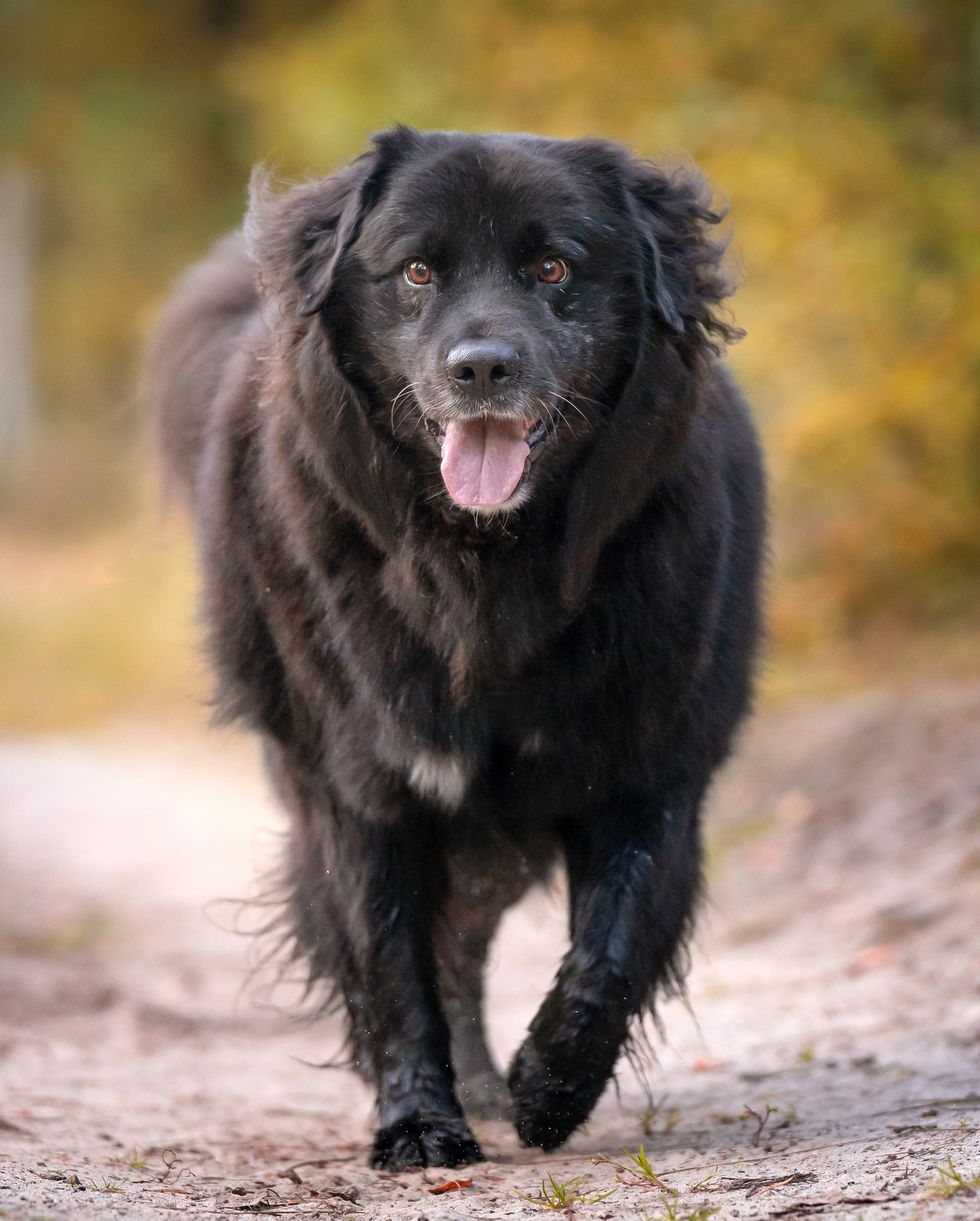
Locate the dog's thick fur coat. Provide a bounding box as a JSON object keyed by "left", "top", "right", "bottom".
{"left": 149, "top": 127, "right": 765, "bottom": 1170}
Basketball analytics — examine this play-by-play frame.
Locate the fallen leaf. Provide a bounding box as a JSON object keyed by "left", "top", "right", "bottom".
{"left": 428, "top": 1177, "right": 473, "bottom": 1194}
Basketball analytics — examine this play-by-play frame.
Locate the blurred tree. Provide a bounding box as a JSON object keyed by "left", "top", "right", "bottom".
{"left": 0, "top": 0, "right": 977, "bottom": 645}
{"left": 0, "top": 162, "right": 33, "bottom": 470}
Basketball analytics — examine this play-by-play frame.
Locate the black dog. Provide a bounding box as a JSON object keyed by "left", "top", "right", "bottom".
{"left": 149, "top": 126, "right": 765, "bottom": 1170}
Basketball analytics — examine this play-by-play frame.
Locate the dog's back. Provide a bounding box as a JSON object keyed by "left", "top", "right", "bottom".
{"left": 146, "top": 232, "right": 257, "bottom": 502}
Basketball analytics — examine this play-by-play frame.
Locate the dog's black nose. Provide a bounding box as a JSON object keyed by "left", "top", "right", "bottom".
{"left": 446, "top": 340, "right": 521, "bottom": 397}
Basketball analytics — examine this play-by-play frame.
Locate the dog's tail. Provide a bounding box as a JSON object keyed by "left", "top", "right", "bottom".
{"left": 144, "top": 231, "right": 258, "bottom": 506}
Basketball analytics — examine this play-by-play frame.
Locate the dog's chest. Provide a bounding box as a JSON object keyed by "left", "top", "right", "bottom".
{"left": 320, "top": 539, "right": 610, "bottom": 812}
{"left": 396, "top": 658, "right": 567, "bottom": 812}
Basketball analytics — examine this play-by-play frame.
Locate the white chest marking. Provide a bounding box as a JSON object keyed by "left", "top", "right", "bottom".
{"left": 520, "top": 729, "right": 544, "bottom": 756}
{"left": 407, "top": 751, "right": 471, "bottom": 810}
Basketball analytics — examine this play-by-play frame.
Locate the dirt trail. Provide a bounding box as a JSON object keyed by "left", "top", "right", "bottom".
{"left": 1, "top": 684, "right": 978, "bottom": 1219}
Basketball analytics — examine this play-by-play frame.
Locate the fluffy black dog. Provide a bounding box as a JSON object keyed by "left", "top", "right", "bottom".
{"left": 149, "top": 126, "right": 765, "bottom": 1171}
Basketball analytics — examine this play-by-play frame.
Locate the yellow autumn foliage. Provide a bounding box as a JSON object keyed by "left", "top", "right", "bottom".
{"left": 0, "top": 0, "right": 977, "bottom": 724}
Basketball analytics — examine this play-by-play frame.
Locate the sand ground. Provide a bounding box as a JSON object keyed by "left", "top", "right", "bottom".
{"left": 1, "top": 683, "right": 978, "bottom": 1219}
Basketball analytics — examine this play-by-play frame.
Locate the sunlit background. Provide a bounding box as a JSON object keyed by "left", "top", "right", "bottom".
{"left": 1, "top": 0, "right": 978, "bottom": 733}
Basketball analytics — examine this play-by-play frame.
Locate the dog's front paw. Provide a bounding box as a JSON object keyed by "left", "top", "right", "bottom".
{"left": 370, "top": 1112, "right": 484, "bottom": 1171}
{"left": 507, "top": 1037, "right": 611, "bottom": 1151}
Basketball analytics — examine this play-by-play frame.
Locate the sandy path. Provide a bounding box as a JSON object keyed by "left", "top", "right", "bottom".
{"left": 1, "top": 685, "right": 978, "bottom": 1219}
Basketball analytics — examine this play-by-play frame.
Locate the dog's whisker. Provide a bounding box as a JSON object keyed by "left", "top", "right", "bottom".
{"left": 390, "top": 382, "right": 427, "bottom": 435}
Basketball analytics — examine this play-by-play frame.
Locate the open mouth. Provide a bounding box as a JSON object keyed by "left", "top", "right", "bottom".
{"left": 423, "top": 414, "right": 557, "bottom": 509}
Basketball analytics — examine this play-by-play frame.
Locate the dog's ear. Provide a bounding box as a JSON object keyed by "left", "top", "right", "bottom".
{"left": 558, "top": 151, "right": 740, "bottom": 610}
{"left": 244, "top": 126, "right": 422, "bottom": 319}
{"left": 244, "top": 161, "right": 364, "bottom": 316}
{"left": 625, "top": 157, "right": 740, "bottom": 349}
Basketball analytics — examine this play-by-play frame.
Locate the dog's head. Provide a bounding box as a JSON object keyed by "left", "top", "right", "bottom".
{"left": 247, "top": 127, "right": 737, "bottom": 519}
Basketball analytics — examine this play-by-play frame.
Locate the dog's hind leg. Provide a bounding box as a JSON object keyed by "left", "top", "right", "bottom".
{"left": 434, "top": 843, "right": 534, "bottom": 1119}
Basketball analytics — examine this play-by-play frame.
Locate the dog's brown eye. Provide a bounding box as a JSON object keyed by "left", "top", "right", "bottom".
{"left": 536, "top": 257, "right": 569, "bottom": 284}
{"left": 404, "top": 259, "right": 432, "bottom": 286}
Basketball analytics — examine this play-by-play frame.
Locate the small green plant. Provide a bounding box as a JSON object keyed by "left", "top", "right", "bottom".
{"left": 90, "top": 1179, "right": 123, "bottom": 1194}
{"left": 690, "top": 1173, "right": 716, "bottom": 1190}
{"left": 108, "top": 1150, "right": 150, "bottom": 1171}
{"left": 640, "top": 1092, "right": 666, "bottom": 1135}
{"left": 926, "top": 1158, "right": 980, "bottom": 1199}
{"left": 515, "top": 1173, "right": 617, "bottom": 1210}
{"left": 623, "top": 1145, "right": 676, "bottom": 1191}
{"left": 639, "top": 1095, "right": 682, "bottom": 1136}
{"left": 739, "top": 1101, "right": 794, "bottom": 1145}
{"left": 595, "top": 1145, "right": 677, "bottom": 1192}
{"left": 643, "top": 1202, "right": 720, "bottom": 1221}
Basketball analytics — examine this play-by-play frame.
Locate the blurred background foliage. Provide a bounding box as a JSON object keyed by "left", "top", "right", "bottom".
{"left": 0, "top": 0, "right": 978, "bottom": 729}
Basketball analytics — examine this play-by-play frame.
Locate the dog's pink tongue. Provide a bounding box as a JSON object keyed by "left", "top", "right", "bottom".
{"left": 440, "top": 418, "right": 530, "bottom": 507}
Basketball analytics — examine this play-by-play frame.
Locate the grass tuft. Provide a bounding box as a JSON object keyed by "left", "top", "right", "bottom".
{"left": 108, "top": 1149, "right": 150, "bottom": 1172}
{"left": 90, "top": 1179, "right": 123, "bottom": 1194}
{"left": 644, "top": 1202, "right": 720, "bottom": 1221}
{"left": 595, "top": 1145, "right": 676, "bottom": 1192}
{"left": 623, "top": 1145, "right": 676, "bottom": 1192}
{"left": 926, "top": 1158, "right": 980, "bottom": 1199}
{"left": 515, "top": 1173, "right": 617, "bottom": 1210}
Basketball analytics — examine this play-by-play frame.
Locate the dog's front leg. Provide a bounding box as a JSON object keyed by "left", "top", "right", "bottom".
{"left": 507, "top": 789, "right": 702, "bottom": 1150}
{"left": 336, "top": 814, "right": 484, "bottom": 1170}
